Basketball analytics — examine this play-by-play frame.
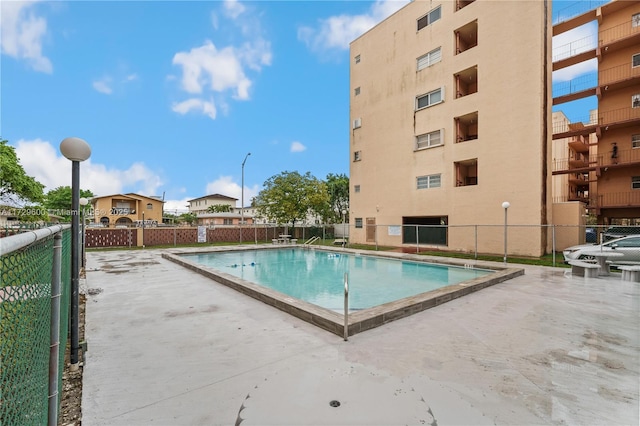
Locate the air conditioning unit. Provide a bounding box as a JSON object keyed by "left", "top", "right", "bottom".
{"left": 352, "top": 118, "right": 362, "bottom": 129}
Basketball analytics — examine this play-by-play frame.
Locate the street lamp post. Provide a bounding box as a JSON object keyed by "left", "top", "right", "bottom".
{"left": 241, "top": 152, "right": 251, "bottom": 244}
{"left": 60, "top": 137, "right": 91, "bottom": 370}
{"left": 79, "top": 197, "right": 89, "bottom": 269}
{"left": 502, "top": 201, "right": 510, "bottom": 264}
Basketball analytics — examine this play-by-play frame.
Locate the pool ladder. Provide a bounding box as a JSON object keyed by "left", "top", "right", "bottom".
{"left": 303, "top": 236, "right": 320, "bottom": 246}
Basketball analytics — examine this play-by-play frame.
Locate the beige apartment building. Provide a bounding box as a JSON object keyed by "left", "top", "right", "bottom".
{"left": 89, "top": 193, "right": 164, "bottom": 227}
{"left": 552, "top": 0, "right": 640, "bottom": 225}
{"left": 349, "top": 0, "right": 553, "bottom": 256}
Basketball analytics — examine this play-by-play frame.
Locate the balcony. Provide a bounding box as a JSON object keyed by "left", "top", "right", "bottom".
{"left": 599, "top": 18, "right": 640, "bottom": 51}
{"left": 591, "top": 191, "right": 640, "bottom": 210}
{"left": 552, "top": 72, "right": 597, "bottom": 105}
{"left": 568, "top": 135, "right": 590, "bottom": 153}
{"left": 553, "top": 106, "right": 640, "bottom": 138}
{"left": 552, "top": 34, "right": 597, "bottom": 70}
{"left": 599, "top": 62, "right": 640, "bottom": 88}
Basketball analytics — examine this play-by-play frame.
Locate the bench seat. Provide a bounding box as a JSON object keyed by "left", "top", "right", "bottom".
{"left": 617, "top": 265, "right": 640, "bottom": 282}
{"left": 568, "top": 260, "right": 600, "bottom": 278}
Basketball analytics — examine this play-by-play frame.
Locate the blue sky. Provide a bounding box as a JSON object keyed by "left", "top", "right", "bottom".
{"left": 2, "top": 0, "right": 597, "bottom": 213}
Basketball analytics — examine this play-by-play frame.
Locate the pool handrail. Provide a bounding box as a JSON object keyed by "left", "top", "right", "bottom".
{"left": 304, "top": 236, "right": 320, "bottom": 246}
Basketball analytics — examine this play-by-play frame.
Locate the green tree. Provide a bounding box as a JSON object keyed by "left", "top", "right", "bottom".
{"left": 255, "top": 171, "right": 329, "bottom": 228}
{"left": 44, "top": 186, "right": 94, "bottom": 221}
{"left": 0, "top": 139, "right": 45, "bottom": 204}
{"left": 325, "top": 173, "right": 349, "bottom": 223}
{"left": 179, "top": 212, "right": 197, "bottom": 226}
{"left": 207, "top": 204, "right": 232, "bottom": 213}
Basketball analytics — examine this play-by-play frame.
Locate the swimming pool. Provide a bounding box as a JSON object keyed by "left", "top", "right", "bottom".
{"left": 181, "top": 249, "right": 493, "bottom": 312}
{"left": 163, "top": 247, "right": 524, "bottom": 337}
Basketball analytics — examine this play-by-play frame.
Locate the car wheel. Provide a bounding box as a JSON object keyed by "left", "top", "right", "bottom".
{"left": 579, "top": 254, "right": 596, "bottom": 261}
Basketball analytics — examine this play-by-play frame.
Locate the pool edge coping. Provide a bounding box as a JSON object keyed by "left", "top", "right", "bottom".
{"left": 161, "top": 246, "right": 524, "bottom": 338}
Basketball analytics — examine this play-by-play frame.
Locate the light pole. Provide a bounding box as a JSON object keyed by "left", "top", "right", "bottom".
{"left": 342, "top": 209, "right": 347, "bottom": 249}
{"left": 502, "top": 201, "right": 510, "bottom": 264}
{"left": 240, "top": 152, "right": 251, "bottom": 244}
{"left": 79, "top": 197, "right": 89, "bottom": 269}
{"left": 60, "top": 137, "right": 91, "bottom": 370}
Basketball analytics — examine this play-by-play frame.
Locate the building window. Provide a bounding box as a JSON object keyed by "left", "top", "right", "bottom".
{"left": 633, "top": 53, "right": 640, "bottom": 68}
{"left": 416, "top": 88, "right": 443, "bottom": 110}
{"left": 417, "top": 47, "right": 442, "bottom": 71}
{"left": 355, "top": 54, "right": 361, "bottom": 64}
{"left": 223, "top": 218, "right": 233, "bottom": 225}
{"left": 354, "top": 185, "right": 361, "bottom": 193}
{"left": 355, "top": 218, "right": 363, "bottom": 228}
{"left": 146, "top": 203, "right": 153, "bottom": 209}
{"left": 633, "top": 94, "right": 640, "bottom": 108}
{"left": 455, "top": 159, "right": 478, "bottom": 186}
{"left": 354, "top": 87, "right": 361, "bottom": 96}
{"left": 416, "top": 130, "right": 443, "bottom": 150}
{"left": 417, "top": 5, "right": 441, "bottom": 31}
{"left": 633, "top": 13, "right": 640, "bottom": 28}
{"left": 353, "top": 118, "right": 362, "bottom": 129}
{"left": 632, "top": 134, "right": 640, "bottom": 149}
{"left": 354, "top": 151, "right": 362, "bottom": 161}
{"left": 417, "top": 174, "right": 441, "bottom": 189}
{"left": 633, "top": 176, "right": 640, "bottom": 190}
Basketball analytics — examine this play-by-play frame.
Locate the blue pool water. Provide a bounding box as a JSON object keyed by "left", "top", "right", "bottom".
{"left": 183, "top": 249, "right": 493, "bottom": 311}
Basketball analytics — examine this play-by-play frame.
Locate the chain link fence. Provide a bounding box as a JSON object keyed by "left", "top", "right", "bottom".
{"left": 1, "top": 225, "right": 71, "bottom": 426}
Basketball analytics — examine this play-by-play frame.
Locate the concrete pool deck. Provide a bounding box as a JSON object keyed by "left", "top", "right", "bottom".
{"left": 81, "top": 248, "right": 639, "bottom": 425}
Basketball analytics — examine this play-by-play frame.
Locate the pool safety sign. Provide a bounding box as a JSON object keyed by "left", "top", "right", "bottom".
{"left": 197, "top": 226, "right": 207, "bottom": 243}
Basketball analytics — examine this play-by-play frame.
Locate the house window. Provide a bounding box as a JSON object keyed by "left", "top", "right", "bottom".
{"left": 633, "top": 13, "right": 640, "bottom": 28}
{"left": 633, "top": 53, "right": 640, "bottom": 68}
{"left": 417, "top": 47, "right": 442, "bottom": 71}
{"left": 354, "top": 151, "right": 362, "bottom": 161}
{"left": 416, "top": 87, "right": 443, "bottom": 110}
{"left": 146, "top": 203, "right": 153, "bottom": 209}
{"left": 632, "top": 176, "right": 640, "bottom": 190}
{"left": 354, "top": 87, "right": 361, "bottom": 96}
{"left": 416, "top": 130, "right": 443, "bottom": 150}
{"left": 417, "top": 5, "right": 441, "bottom": 31}
{"left": 633, "top": 94, "right": 640, "bottom": 108}
{"left": 355, "top": 218, "right": 363, "bottom": 228}
{"left": 354, "top": 185, "right": 361, "bottom": 193}
{"left": 632, "top": 134, "right": 640, "bottom": 149}
{"left": 223, "top": 218, "right": 233, "bottom": 225}
{"left": 355, "top": 54, "right": 361, "bottom": 64}
{"left": 417, "top": 174, "right": 441, "bottom": 189}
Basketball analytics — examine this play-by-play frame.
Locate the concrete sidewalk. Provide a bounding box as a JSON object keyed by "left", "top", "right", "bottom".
{"left": 81, "top": 249, "right": 639, "bottom": 425}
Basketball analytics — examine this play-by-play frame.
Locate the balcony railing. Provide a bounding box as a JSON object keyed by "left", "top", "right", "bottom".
{"left": 552, "top": 0, "right": 606, "bottom": 25}
{"left": 599, "top": 62, "right": 640, "bottom": 86}
{"left": 553, "top": 106, "right": 640, "bottom": 135}
{"left": 552, "top": 34, "right": 597, "bottom": 62}
{"left": 599, "top": 106, "right": 640, "bottom": 127}
{"left": 599, "top": 19, "right": 640, "bottom": 46}
{"left": 601, "top": 147, "right": 640, "bottom": 167}
{"left": 592, "top": 191, "right": 640, "bottom": 209}
{"left": 553, "top": 72, "right": 597, "bottom": 97}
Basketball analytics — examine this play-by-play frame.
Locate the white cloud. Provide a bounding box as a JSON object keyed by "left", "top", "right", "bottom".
{"left": 93, "top": 77, "right": 113, "bottom": 94}
{"left": 14, "top": 139, "right": 163, "bottom": 197}
{"left": 173, "top": 42, "right": 253, "bottom": 99}
{"left": 172, "top": 98, "right": 217, "bottom": 120}
{"left": 553, "top": 58, "right": 597, "bottom": 82}
{"left": 171, "top": 1, "right": 271, "bottom": 120}
{"left": 205, "top": 176, "right": 260, "bottom": 207}
{"left": 0, "top": 0, "right": 52, "bottom": 73}
{"left": 298, "top": 0, "right": 409, "bottom": 52}
{"left": 163, "top": 198, "right": 191, "bottom": 214}
{"left": 124, "top": 73, "right": 138, "bottom": 82}
{"left": 290, "top": 141, "right": 307, "bottom": 153}
{"left": 224, "top": 0, "right": 245, "bottom": 19}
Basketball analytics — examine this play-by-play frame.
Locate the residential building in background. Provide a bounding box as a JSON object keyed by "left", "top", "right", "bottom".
{"left": 552, "top": 0, "right": 640, "bottom": 225}
{"left": 187, "top": 194, "right": 255, "bottom": 225}
{"left": 349, "top": 0, "right": 553, "bottom": 256}
{"left": 89, "top": 193, "right": 164, "bottom": 227}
